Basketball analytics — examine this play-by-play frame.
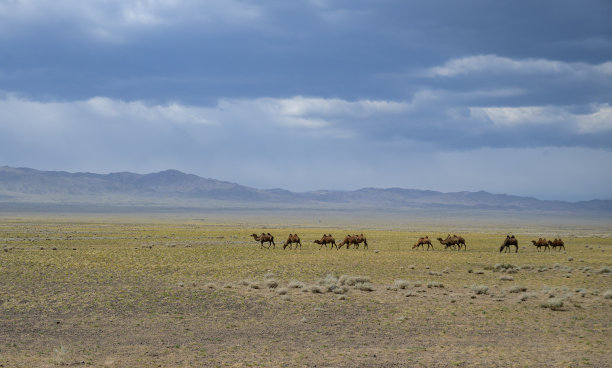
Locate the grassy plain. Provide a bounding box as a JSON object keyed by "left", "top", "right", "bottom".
{"left": 0, "top": 213, "right": 611, "bottom": 367}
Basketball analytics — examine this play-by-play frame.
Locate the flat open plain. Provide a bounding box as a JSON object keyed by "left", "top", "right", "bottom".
{"left": 0, "top": 213, "right": 611, "bottom": 367}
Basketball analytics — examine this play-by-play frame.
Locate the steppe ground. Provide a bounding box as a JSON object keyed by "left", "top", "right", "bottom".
{"left": 0, "top": 212, "right": 611, "bottom": 367}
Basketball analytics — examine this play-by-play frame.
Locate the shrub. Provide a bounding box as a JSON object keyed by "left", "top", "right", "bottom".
{"left": 499, "top": 275, "right": 514, "bottom": 281}
{"left": 471, "top": 285, "right": 489, "bottom": 295}
{"left": 394, "top": 280, "right": 410, "bottom": 289}
{"left": 265, "top": 279, "right": 279, "bottom": 289}
{"left": 309, "top": 285, "right": 323, "bottom": 294}
{"left": 519, "top": 292, "right": 537, "bottom": 302}
{"left": 596, "top": 266, "right": 611, "bottom": 274}
{"left": 276, "top": 287, "right": 288, "bottom": 295}
{"left": 339, "top": 275, "right": 370, "bottom": 286}
{"left": 494, "top": 263, "right": 518, "bottom": 273}
{"left": 508, "top": 285, "right": 527, "bottom": 293}
{"left": 541, "top": 299, "right": 564, "bottom": 311}
{"left": 238, "top": 279, "right": 251, "bottom": 286}
{"left": 288, "top": 280, "right": 304, "bottom": 289}
{"left": 355, "top": 282, "right": 374, "bottom": 292}
{"left": 603, "top": 290, "right": 612, "bottom": 299}
{"left": 428, "top": 271, "right": 442, "bottom": 276}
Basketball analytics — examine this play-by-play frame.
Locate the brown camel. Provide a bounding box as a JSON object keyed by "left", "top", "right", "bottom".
{"left": 453, "top": 234, "right": 466, "bottom": 250}
{"left": 313, "top": 234, "right": 336, "bottom": 250}
{"left": 251, "top": 233, "right": 275, "bottom": 249}
{"left": 531, "top": 238, "right": 550, "bottom": 252}
{"left": 354, "top": 234, "right": 368, "bottom": 249}
{"left": 436, "top": 235, "right": 453, "bottom": 250}
{"left": 283, "top": 233, "right": 301, "bottom": 250}
{"left": 437, "top": 234, "right": 459, "bottom": 250}
{"left": 548, "top": 238, "right": 565, "bottom": 251}
{"left": 500, "top": 235, "right": 518, "bottom": 253}
{"left": 337, "top": 234, "right": 357, "bottom": 249}
{"left": 413, "top": 236, "right": 433, "bottom": 250}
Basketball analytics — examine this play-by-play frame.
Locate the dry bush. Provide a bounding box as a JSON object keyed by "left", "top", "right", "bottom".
{"left": 471, "top": 285, "right": 489, "bottom": 295}
{"left": 339, "top": 275, "right": 370, "bottom": 286}
{"left": 355, "top": 282, "right": 374, "bottom": 292}
{"left": 508, "top": 285, "right": 527, "bottom": 293}
{"left": 288, "top": 280, "right": 305, "bottom": 289}
{"left": 393, "top": 280, "right": 410, "bottom": 289}
{"left": 541, "top": 298, "right": 564, "bottom": 311}
{"left": 596, "top": 266, "right": 611, "bottom": 274}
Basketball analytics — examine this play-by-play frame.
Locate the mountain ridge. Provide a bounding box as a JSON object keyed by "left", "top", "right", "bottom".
{"left": 1, "top": 166, "right": 610, "bottom": 213}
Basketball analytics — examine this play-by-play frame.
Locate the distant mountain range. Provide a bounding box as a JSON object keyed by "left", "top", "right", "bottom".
{"left": 1, "top": 166, "right": 611, "bottom": 213}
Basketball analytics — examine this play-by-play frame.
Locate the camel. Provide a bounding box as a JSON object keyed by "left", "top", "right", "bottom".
{"left": 283, "top": 233, "right": 301, "bottom": 250}
{"left": 437, "top": 234, "right": 462, "bottom": 250}
{"left": 437, "top": 235, "right": 455, "bottom": 250}
{"left": 548, "top": 238, "right": 565, "bottom": 251}
{"left": 413, "top": 236, "right": 433, "bottom": 250}
{"left": 313, "top": 234, "right": 336, "bottom": 250}
{"left": 531, "top": 238, "right": 550, "bottom": 252}
{"left": 251, "top": 233, "right": 275, "bottom": 249}
{"left": 354, "top": 234, "right": 368, "bottom": 249}
{"left": 337, "top": 234, "right": 357, "bottom": 249}
{"left": 452, "top": 234, "right": 466, "bottom": 251}
{"left": 500, "top": 235, "right": 518, "bottom": 253}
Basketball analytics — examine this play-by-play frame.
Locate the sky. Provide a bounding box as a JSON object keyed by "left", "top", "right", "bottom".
{"left": 1, "top": 0, "right": 611, "bottom": 201}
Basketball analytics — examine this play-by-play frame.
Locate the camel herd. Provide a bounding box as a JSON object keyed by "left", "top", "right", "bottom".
{"left": 250, "top": 233, "right": 367, "bottom": 250}
{"left": 530, "top": 237, "right": 566, "bottom": 252}
{"left": 251, "top": 232, "right": 566, "bottom": 253}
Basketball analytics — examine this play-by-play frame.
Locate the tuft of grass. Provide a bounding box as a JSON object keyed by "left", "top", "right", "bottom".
{"left": 339, "top": 275, "right": 370, "bottom": 286}
{"left": 519, "top": 292, "right": 537, "bottom": 302}
{"left": 355, "top": 282, "right": 374, "bottom": 292}
{"left": 427, "top": 281, "right": 444, "bottom": 288}
{"left": 393, "top": 280, "right": 410, "bottom": 289}
{"left": 238, "top": 279, "right": 251, "bottom": 286}
{"left": 250, "top": 283, "right": 261, "bottom": 290}
{"left": 276, "top": 287, "right": 288, "bottom": 295}
{"left": 541, "top": 298, "right": 564, "bottom": 311}
{"left": 205, "top": 282, "right": 216, "bottom": 289}
{"left": 428, "top": 271, "right": 442, "bottom": 276}
{"left": 288, "top": 280, "right": 305, "bottom": 289}
{"left": 508, "top": 285, "right": 527, "bottom": 293}
{"left": 603, "top": 290, "right": 612, "bottom": 299}
{"left": 264, "top": 272, "right": 276, "bottom": 280}
{"left": 309, "top": 285, "right": 323, "bottom": 294}
{"left": 471, "top": 285, "right": 489, "bottom": 295}
{"left": 596, "top": 266, "right": 611, "bottom": 274}
{"left": 494, "top": 263, "right": 519, "bottom": 274}
{"left": 265, "top": 279, "right": 279, "bottom": 289}
{"left": 499, "top": 275, "right": 514, "bottom": 281}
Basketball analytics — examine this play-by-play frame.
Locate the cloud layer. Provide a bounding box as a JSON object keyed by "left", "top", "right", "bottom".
{"left": 1, "top": 1, "right": 611, "bottom": 200}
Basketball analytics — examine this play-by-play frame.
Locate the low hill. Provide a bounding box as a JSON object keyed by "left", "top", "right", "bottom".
{"left": 1, "top": 166, "right": 611, "bottom": 213}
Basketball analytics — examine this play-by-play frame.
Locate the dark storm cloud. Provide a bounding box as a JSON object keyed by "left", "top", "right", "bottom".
{"left": 0, "top": 1, "right": 611, "bottom": 199}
